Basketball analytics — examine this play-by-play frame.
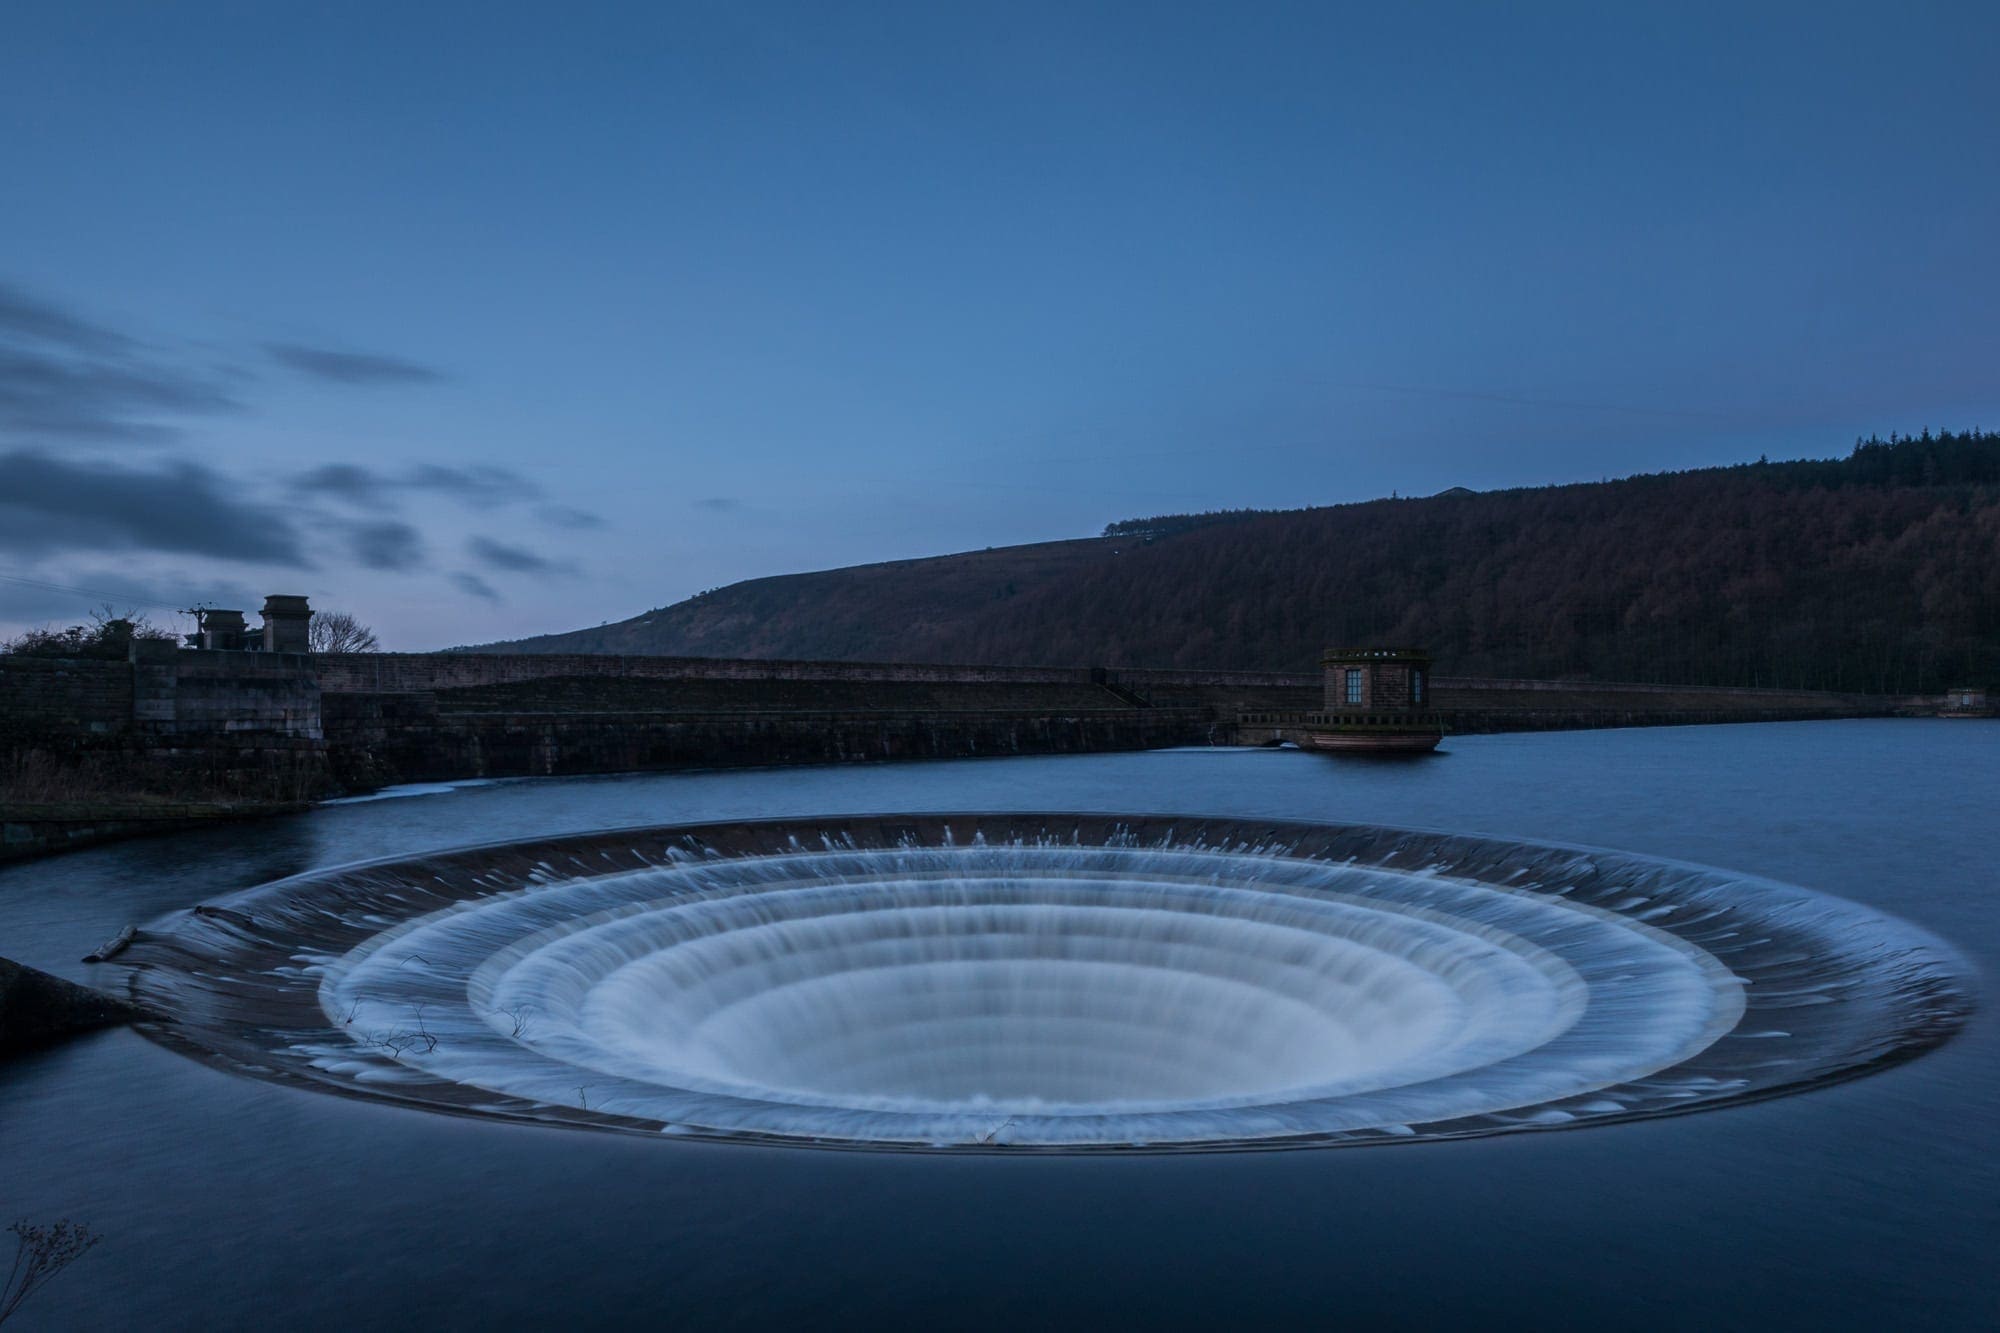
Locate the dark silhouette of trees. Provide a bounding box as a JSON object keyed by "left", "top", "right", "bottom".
{"left": 1, "top": 606, "right": 175, "bottom": 659}
{"left": 488, "top": 431, "right": 2000, "bottom": 694}
{"left": 943, "top": 431, "right": 2000, "bottom": 692}
{"left": 308, "top": 610, "right": 381, "bottom": 653}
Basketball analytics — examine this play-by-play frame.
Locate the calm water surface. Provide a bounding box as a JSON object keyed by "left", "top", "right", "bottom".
{"left": 1, "top": 721, "right": 1993, "bottom": 1330}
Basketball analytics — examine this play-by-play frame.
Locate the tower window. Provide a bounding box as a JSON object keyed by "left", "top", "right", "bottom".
{"left": 1344, "top": 668, "right": 1363, "bottom": 705}
{"left": 1412, "top": 669, "right": 1427, "bottom": 704}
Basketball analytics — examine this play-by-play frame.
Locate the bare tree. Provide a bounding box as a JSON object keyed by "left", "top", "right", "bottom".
{"left": 2, "top": 1219, "right": 100, "bottom": 1326}
{"left": 308, "top": 610, "right": 381, "bottom": 653}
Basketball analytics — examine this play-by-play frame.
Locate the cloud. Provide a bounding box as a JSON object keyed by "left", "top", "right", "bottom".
{"left": 0, "top": 280, "right": 239, "bottom": 441}
{"left": 293, "top": 462, "right": 390, "bottom": 505}
{"left": 0, "top": 449, "right": 306, "bottom": 564}
{"left": 404, "top": 463, "right": 537, "bottom": 508}
{"left": 693, "top": 496, "right": 742, "bottom": 512}
{"left": 0, "top": 566, "right": 256, "bottom": 626}
{"left": 1, "top": 279, "right": 460, "bottom": 443}
{"left": 451, "top": 571, "right": 501, "bottom": 602}
{"left": 467, "top": 535, "right": 562, "bottom": 573}
{"left": 291, "top": 461, "right": 540, "bottom": 511}
{"left": 536, "top": 503, "right": 604, "bottom": 530}
{"left": 0, "top": 348, "right": 236, "bottom": 440}
{"left": 346, "top": 519, "right": 426, "bottom": 571}
{"left": 0, "top": 280, "right": 134, "bottom": 355}
{"left": 267, "top": 342, "right": 445, "bottom": 386}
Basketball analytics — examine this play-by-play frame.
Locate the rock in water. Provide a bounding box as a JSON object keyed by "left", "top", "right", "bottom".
{"left": 0, "top": 956, "right": 147, "bottom": 1055}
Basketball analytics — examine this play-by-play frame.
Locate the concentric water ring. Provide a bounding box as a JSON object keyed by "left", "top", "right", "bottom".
{"left": 118, "top": 814, "right": 1971, "bottom": 1150}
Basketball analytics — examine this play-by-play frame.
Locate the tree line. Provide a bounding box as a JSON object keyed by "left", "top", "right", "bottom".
{"left": 485, "top": 431, "right": 2000, "bottom": 695}
{"left": 921, "top": 431, "right": 2000, "bottom": 693}
{"left": 4, "top": 607, "right": 382, "bottom": 656}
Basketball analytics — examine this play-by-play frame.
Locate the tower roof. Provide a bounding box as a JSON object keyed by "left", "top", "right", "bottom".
{"left": 1321, "top": 646, "right": 1431, "bottom": 666}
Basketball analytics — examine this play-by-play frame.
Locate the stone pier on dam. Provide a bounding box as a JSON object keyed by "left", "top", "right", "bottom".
{"left": 2, "top": 637, "right": 1929, "bottom": 859}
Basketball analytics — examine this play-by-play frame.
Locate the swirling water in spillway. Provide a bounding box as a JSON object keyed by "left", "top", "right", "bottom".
{"left": 119, "top": 814, "right": 1970, "bottom": 1150}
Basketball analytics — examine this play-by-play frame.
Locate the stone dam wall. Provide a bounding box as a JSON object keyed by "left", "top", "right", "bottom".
{"left": 0, "top": 655, "right": 134, "bottom": 744}
{"left": 1431, "top": 677, "right": 1902, "bottom": 733}
{"left": 0, "top": 648, "right": 1930, "bottom": 858}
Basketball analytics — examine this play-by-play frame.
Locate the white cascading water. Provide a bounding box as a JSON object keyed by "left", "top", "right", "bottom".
{"left": 123, "top": 817, "right": 1970, "bottom": 1150}
{"left": 308, "top": 844, "right": 1736, "bottom": 1145}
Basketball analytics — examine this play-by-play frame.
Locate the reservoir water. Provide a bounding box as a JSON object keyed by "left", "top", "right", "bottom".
{"left": 1, "top": 721, "right": 1993, "bottom": 1328}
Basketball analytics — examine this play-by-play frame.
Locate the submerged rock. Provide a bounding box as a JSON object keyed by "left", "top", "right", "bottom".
{"left": 0, "top": 955, "right": 148, "bottom": 1055}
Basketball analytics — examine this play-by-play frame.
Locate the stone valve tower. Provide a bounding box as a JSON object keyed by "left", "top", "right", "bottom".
{"left": 184, "top": 596, "right": 313, "bottom": 653}
{"left": 1304, "top": 647, "right": 1446, "bottom": 754}
{"left": 260, "top": 595, "right": 312, "bottom": 653}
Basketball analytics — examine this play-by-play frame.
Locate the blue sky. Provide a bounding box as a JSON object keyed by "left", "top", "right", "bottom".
{"left": 3, "top": 1, "right": 1996, "bottom": 648}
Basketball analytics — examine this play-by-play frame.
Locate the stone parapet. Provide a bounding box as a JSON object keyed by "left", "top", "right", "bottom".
{"left": 317, "top": 651, "right": 1323, "bottom": 696}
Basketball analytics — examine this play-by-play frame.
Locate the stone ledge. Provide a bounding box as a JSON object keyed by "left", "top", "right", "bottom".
{"left": 0, "top": 955, "right": 149, "bottom": 1055}
{"left": 0, "top": 802, "right": 308, "bottom": 865}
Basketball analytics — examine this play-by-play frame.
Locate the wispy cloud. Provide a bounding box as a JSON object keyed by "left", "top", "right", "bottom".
{"left": 405, "top": 463, "right": 535, "bottom": 507}
{"left": 0, "top": 280, "right": 238, "bottom": 441}
{"left": 0, "top": 281, "right": 134, "bottom": 355}
{"left": 467, "top": 535, "right": 564, "bottom": 574}
{"left": 267, "top": 342, "right": 445, "bottom": 386}
{"left": 292, "top": 462, "right": 388, "bottom": 504}
{"left": 536, "top": 503, "right": 605, "bottom": 530}
{"left": 345, "top": 519, "right": 426, "bottom": 571}
{"left": 692, "top": 496, "right": 742, "bottom": 513}
{"left": 0, "top": 566, "right": 256, "bottom": 624}
{"left": 0, "top": 279, "right": 600, "bottom": 621}
{"left": 0, "top": 449, "right": 305, "bottom": 564}
{"left": 451, "top": 571, "right": 501, "bottom": 602}
{"left": 293, "top": 461, "right": 541, "bottom": 510}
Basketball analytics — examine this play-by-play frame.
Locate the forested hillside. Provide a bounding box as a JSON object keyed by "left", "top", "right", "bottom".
{"left": 478, "top": 537, "right": 1126, "bottom": 659}
{"left": 476, "top": 432, "right": 2000, "bottom": 694}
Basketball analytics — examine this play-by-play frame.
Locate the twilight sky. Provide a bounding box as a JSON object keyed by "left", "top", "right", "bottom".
{"left": 3, "top": 2, "right": 1996, "bottom": 648}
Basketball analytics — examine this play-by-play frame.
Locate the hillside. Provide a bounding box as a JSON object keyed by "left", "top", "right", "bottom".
{"left": 474, "top": 432, "right": 2000, "bottom": 695}
{"left": 478, "top": 537, "right": 1128, "bottom": 659}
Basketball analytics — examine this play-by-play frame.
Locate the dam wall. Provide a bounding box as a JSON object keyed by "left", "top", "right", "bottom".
{"left": 303, "top": 653, "right": 1303, "bottom": 785}
{"left": 315, "top": 651, "right": 1318, "bottom": 695}
{"left": 0, "top": 656, "right": 134, "bottom": 743}
{"left": 0, "top": 648, "right": 318, "bottom": 810}
{"left": 1, "top": 647, "right": 1927, "bottom": 857}
{"left": 1431, "top": 677, "right": 1900, "bottom": 733}
{"left": 323, "top": 694, "right": 1213, "bottom": 785}
{"left": 0, "top": 650, "right": 324, "bottom": 860}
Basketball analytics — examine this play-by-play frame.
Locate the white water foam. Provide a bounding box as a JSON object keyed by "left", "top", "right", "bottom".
{"left": 321, "top": 780, "right": 502, "bottom": 806}
{"left": 126, "top": 815, "right": 1968, "bottom": 1151}
{"left": 311, "top": 844, "right": 1742, "bottom": 1145}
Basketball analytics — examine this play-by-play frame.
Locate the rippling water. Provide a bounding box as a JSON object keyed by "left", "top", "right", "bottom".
{"left": 2, "top": 723, "right": 1994, "bottom": 1328}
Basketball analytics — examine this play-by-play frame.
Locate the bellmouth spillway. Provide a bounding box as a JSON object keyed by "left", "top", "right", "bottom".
{"left": 117, "top": 814, "right": 1971, "bottom": 1151}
